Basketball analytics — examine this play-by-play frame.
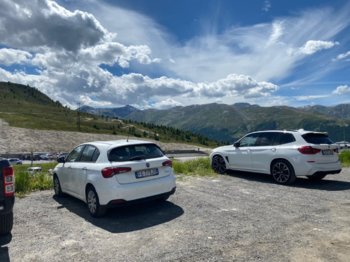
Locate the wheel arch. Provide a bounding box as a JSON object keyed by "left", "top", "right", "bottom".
{"left": 270, "top": 158, "right": 295, "bottom": 174}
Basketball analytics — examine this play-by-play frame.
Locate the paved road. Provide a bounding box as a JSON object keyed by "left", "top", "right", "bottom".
{"left": 1, "top": 169, "right": 350, "bottom": 261}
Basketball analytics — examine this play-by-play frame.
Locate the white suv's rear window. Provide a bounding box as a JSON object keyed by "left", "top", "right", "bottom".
{"left": 302, "top": 133, "right": 333, "bottom": 144}
{"left": 108, "top": 144, "right": 164, "bottom": 162}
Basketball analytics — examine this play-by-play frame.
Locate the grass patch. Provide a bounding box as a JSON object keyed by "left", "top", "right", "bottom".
{"left": 13, "top": 162, "right": 56, "bottom": 196}
{"left": 173, "top": 157, "right": 216, "bottom": 176}
{"left": 340, "top": 150, "right": 350, "bottom": 167}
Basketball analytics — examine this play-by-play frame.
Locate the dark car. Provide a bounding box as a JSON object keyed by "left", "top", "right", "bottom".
{"left": 0, "top": 158, "right": 15, "bottom": 235}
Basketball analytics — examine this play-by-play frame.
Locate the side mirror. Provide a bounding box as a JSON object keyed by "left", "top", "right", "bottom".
{"left": 233, "top": 142, "right": 240, "bottom": 148}
{"left": 57, "top": 156, "right": 66, "bottom": 163}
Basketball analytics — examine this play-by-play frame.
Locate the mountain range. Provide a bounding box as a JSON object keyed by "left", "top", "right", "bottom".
{"left": 80, "top": 103, "right": 350, "bottom": 143}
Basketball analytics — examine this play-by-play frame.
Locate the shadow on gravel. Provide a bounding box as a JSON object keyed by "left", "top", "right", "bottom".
{"left": 0, "top": 234, "right": 11, "bottom": 262}
{"left": 225, "top": 170, "right": 350, "bottom": 191}
{"left": 53, "top": 195, "right": 184, "bottom": 233}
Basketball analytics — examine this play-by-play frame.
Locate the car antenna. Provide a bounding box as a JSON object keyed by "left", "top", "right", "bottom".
{"left": 126, "top": 134, "right": 129, "bottom": 142}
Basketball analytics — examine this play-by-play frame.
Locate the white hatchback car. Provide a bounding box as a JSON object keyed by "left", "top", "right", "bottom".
{"left": 53, "top": 140, "right": 176, "bottom": 217}
{"left": 210, "top": 130, "right": 342, "bottom": 185}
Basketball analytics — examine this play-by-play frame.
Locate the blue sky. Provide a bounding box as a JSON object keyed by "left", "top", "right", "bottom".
{"left": 0, "top": 0, "right": 350, "bottom": 109}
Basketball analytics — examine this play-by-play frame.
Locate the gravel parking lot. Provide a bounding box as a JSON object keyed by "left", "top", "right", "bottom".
{"left": 1, "top": 169, "right": 350, "bottom": 262}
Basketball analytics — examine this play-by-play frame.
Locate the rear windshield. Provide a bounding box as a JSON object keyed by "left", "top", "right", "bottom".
{"left": 108, "top": 144, "right": 164, "bottom": 162}
{"left": 302, "top": 133, "right": 333, "bottom": 144}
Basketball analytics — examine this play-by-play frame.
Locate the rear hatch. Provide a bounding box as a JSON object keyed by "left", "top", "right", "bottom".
{"left": 301, "top": 132, "right": 339, "bottom": 163}
{"left": 107, "top": 144, "right": 173, "bottom": 184}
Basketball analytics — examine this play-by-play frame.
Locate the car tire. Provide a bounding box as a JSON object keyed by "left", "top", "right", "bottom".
{"left": 306, "top": 173, "right": 327, "bottom": 181}
{"left": 212, "top": 155, "right": 226, "bottom": 174}
{"left": 0, "top": 212, "right": 13, "bottom": 235}
{"left": 86, "top": 186, "right": 106, "bottom": 218}
{"left": 53, "top": 175, "right": 63, "bottom": 197}
{"left": 271, "top": 160, "right": 296, "bottom": 185}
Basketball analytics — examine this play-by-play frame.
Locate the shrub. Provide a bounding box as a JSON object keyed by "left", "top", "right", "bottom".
{"left": 13, "top": 163, "right": 56, "bottom": 195}
{"left": 339, "top": 150, "right": 350, "bottom": 167}
{"left": 173, "top": 157, "right": 215, "bottom": 176}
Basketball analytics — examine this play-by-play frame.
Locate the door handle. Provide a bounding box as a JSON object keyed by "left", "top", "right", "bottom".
{"left": 82, "top": 167, "right": 87, "bottom": 171}
{"left": 271, "top": 148, "right": 276, "bottom": 152}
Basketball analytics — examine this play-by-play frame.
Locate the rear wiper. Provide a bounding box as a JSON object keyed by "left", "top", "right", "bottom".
{"left": 129, "top": 155, "right": 146, "bottom": 161}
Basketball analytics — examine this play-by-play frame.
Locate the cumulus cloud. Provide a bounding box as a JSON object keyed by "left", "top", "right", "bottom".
{"left": 0, "top": 0, "right": 108, "bottom": 52}
{"left": 0, "top": 0, "right": 349, "bottom": 109}
{"left": 298, "top": 40, "right": 339, "bottom": 55}
{"left": 333, "top": 85, "right": 350, "bottom": 95}
{"left": 0, "top": 48, "right": 32, "bottom": 66}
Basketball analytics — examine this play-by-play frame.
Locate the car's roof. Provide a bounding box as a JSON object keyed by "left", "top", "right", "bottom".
{"left": 248, "top": 129, "right": 328, "bottom": 135}
{"left": 81, "top": 139, "right": 156, "bottom": 150}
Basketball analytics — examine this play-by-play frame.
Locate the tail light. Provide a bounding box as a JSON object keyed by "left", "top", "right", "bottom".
{"left": 3, "top": 166, "right": 15, "bottom": 197}
{"left": 298, "top": 146, "right": 321, "bottom": 155}
{"left": 162, "top": 160, "right": 173, "bottom": 167}
{"left": 101, "top": 167, "right": 131, "bottom": 178}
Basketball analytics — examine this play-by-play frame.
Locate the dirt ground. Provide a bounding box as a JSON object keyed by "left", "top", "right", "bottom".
{"left": 1, "top": 169, "right": 350, "bottom": 261}
{"left": 0, "top": 119, "right": 210, "bottom": 154}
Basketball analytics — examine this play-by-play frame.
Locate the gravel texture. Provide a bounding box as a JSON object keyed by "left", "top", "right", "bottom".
{"left": 0, "top": 120, "right": 210, "bottom": 154}
{"left": 1, "top": 169, "right": 350, "bottom": 261}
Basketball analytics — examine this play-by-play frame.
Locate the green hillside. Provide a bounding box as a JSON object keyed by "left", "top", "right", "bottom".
{"left": 126, "top": 103, "right": 350, "bottom": 142}
{"left": 0, "top": 81, "right": 218, "bottom": 146}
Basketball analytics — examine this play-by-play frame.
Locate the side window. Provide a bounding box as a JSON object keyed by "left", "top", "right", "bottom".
{"left": 80, "top": 145, "right": 99, "bottom": 162}
{"left": 279, "top": 133, "right": 296, "bottom": 145}
{"left": 239, "top": 133, "right": 259, "bottom": 147}
{"left": 66, "top": 145, "right": 85, "bottom": 162}
{"left": 254, "top": 133, "right": 275, "bottom": 146}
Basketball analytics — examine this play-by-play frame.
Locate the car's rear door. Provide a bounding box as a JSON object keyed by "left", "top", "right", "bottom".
{"left": 70, "top": 145, "right": 100, "bottom": 198}
{"left": 250, "top": 132, "right": 279, "bottom": 173}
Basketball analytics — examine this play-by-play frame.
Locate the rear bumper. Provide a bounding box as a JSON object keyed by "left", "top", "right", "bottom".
{"left": 310, "top": 169, "right": 342, "bottom": 176}
{"left": 293, "top": 160, "right": 342, "bottom": 177}
{"left": 106, "top": 187, "right": 176, "bottom": 208}
{"left": 97, "top": 174, "right": 176, "bottom": 205}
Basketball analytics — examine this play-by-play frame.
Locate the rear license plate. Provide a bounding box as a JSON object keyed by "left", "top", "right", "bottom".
{"left": 322, "top": 149, "right": 333, "bottom": 155}
{"left": 135, "top": 168, "right": 159, "bottom": 179}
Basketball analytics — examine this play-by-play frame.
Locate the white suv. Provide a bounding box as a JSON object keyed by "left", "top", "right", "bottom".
{"left": 53, "top": 140, "right": 176, "bottom": 217}
{"left": 210, "top": 130, "right": 341, "bottom": 184}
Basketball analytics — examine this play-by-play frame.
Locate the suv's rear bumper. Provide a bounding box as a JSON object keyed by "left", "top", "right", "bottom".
{"left": 311, "top": 169, "right": 342, "bottom": 176}
{"left": 0, "top": 196, "right": 15, "bottom": 214}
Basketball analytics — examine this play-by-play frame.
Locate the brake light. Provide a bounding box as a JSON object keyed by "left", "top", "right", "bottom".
{"left": 162, "top": 160, "right": 173, "bottom": 167}
{"left": 101, "top": 167, "right": 131, "bottom": 178}
{"left": 298, "top": 146, "right": 321, "bottom": 155}
{"left": 3, "top": 166, "right": 15, "bottom": 197}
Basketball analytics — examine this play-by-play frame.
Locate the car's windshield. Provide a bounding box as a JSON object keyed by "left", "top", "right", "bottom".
{"left": 108, "top": 144, "right": 164, "bottom": 162}
{"left": 302, "top": 133, "right": 333, "bottom": 144}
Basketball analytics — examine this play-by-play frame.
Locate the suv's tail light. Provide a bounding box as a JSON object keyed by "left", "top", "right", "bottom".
{"left": 162, "top": 160, "right": 173, "bottom": 167}
{"left": 3, "top": 166, "right": 15, "bottom": 197}
{"left": 101, "top": 167, "right": 131, "bottom": 178}
{"left": 298, "top": 146, "right": 321, "bottom": 155}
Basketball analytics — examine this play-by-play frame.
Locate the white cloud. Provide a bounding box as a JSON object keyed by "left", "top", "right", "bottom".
{"left": 262, "top": 1, "right": 271, "bottom": 12}
{"left": 151, "top": 98, "right": 183, "bottom": 109}
{"left": 333, "top": 85, "right": 350, "bottom": 95}
{"left": 79, "top": 95, "right": 112, "bottom": 107}
{"left": 295, "top": 95, "right": 330, "bottom": 101}
{"left": 0, "top": 48, "right": 32, "bottom": 66}
{"left": 334, "top": 51, "right": 350, "bottom": 61}
{"left": 298, "top": 40, "right": 339, "bottom": 55}
{"left": 0, "top": 0, "right": 350, "bottom": 109}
